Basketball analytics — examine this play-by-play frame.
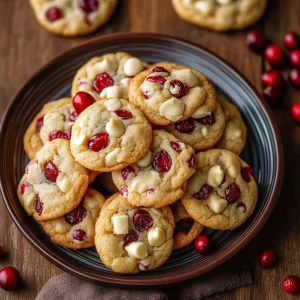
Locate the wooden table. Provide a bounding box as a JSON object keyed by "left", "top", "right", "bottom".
{"left": 0, "top": 0, "right": 299, "bottom": 299}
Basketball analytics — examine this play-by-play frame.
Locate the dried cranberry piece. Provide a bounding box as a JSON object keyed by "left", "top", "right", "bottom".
{"left": 49, "top": 130, "right": 70, "bottom": 141}
{"left": 225, "top": 183, "right": 240, "bottom": 203}
{"left": 44, "top": 161, "right": 59, "bottom": 182}
{"left": 72, "top": 229, "right": 87, "bottom": 241}
{"left": 69, "top": 111, "right": 79, "bottom": 122}
{"left": 65, "top": 202, "right": 87, "bottom": 225}
{"left": 169, "top": 80, "right": 189, "bottom": 98}
{"left": 93, "top": 73, "right": 114, "bottom": 93}
{"left": 36, "top": 116, "right": 44, "bottom": 132}
{"left": 193, "top": 184, "right": 213, "bottom": 200}
{"left": 175, "top": 118, "right": 195, "bottom": 133}
{"left": 133, "top": 209, "right": 153, "bottom": 232}
{"left": 147, "top": 75, "right": 166, "bottom": 85}
{"left": 45, "top": 6, "right": 62, "bottom": 22}
{"left": 88, "top": 133, "right": 109, "bottom": 151}
{"left": 197, "top": 113, "right": 215, "bottom": 125}
{"left": 115, "top": 110, "right": 133, "bottom": 120}
{"left": 171, "top": 141, "right": 182, "bottom": 153}
{"left": 241, "top": 167, "right": 253, "bottom": 183}
{"left": 175, "top": 217, "right": 194, "bottom": 234}
{"left": 120, "top": 185, "right": 129, "bottom": 197}
{"left": 147, "top": 188, "right": 155, "bottom": 194}
{"left": 36, "top": 195, "right": 44, "bottom": 216}
{"left": 21, "top": 182, "right": 30, "bottom": 194}
{"left": 123, "top": 230, "right": 138, "bottom": 245}
{"left": 187, "top": 155, "right": 195, "bottom": 168}
{"left": 152, "top": 66, "right": 169, "bottom": 74}
{"left": 121, "top": 166, "right": 135, "bottom": 180}
{"left": 152, "top": 150, "right": 172, "bottom": 173}
{"left": 78, "top": 0, "right": 99, "bottom": 13}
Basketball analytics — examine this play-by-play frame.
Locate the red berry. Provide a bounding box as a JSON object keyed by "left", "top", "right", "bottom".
{"left": 65, "top": 202, "right": 87, "bottom": 226}
{"left": 193, "top": 184, "right": 213, "bottom": 200}
{"left": 88, "top": 133, "right": 109, "bottom": 152}
{"left": 115, "top": 110, "right": 133, "bottom": 120}
{"left": 121, "top": 166, "right": 135, "bottom": 180}
{"left": 123, "top": 230, "right": 138, "bottom": 245}
{"left": 196, "top": 113, "right": 215, "bottom": 125}
{"left": 44, "top": 161, "right": 59, "bottom": 182}
{"left": 49, "top": 130, "right": 70, "bottom": 141}
{"left": 289, "top": 68, "right": 300, "bottom": 87}
{"left": 0, "top": 266, "right": 20, "bottom": 291}
{"left": 36, "top": 195, "right": 44, "bottom": 216}
{"left": 72, "top": 229, "right": 87, "bottom": 241}
{"left": 69, "top": 111, "right": 79, "bottom": 122}
{"left": 133, "top": 210, "right": 153, "bottom": 232}
{"left": 264, "top": 45, "right": 285, "bottom": 66}
{"left": 152, "top": 150, "right": 172, "bottom": 173}
{"left": 170, "top": 141, "right": 182, "bottom": 153}
{"left": 282, "top": 275, "right": 300, "bottom": 294}
{"left": 78, "top": 0, "right": 99, "bottom": 13}
{"left": 175, "top": 118, "right": 195, "bottom": 133}
{"left": 175, "top": 218, "right": 194, "bottom": 234}
{"left": 72, "top": 92, "right": 95, "bottom": 114}
{"left": 93, "top": 73, "right": 114, "bottom": 93}
{"left": 45, "top": 6, "right": 62, "bottom": 22}
{"left": 147, "top": 75, "right": 166, "bottom": 85}
{"left": 36, "top": 116, "right": 44, "bottom": 132}
{"left": 187, "top": 154, "right": 195, "bottom": 168}
{"left": 20, "top": 182, "right": 30, "bottom": 194}
{"left": 283, "top": 31, "right": 300, "bottom": 50}
{"left": 290, "top": 103, "right": 300, "bottom": 123}
{"left": 261, "top": 70, "right": 284, "bottom": 87}
{"left": 263, "top": 86, "right": 283, "bottom": 104}
{"left": 225, "top": 183, "right": 240, "bottom": 203}
{"left": 152, "top": 66, "right": 169, "bottom": 74}
{"left": 246, "top": 30, "right": 267, "bottom": 52}
{"left": 241, "top": 167, "right": 253, "bottom": 183}
{"left": 259, "top": 249, "right": 276, "bottom": 268}
{"left": 169, "top": 80, "right": 189, "bottom": 98}
{"left": 289, "top": 50, "right": 300, "bottom": 67}
{"left": 194, "top": 234, "right": 210, "bottom": 254}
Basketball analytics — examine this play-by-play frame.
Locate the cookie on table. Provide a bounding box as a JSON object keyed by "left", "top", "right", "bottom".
{"left": 70, "top": 98, "right": 152, "bottom": 172}
{"left": 171, "top": 200, "right": 204, "bottom": 250}
{"left": 112, "top": 130, "right": 195, "bottom": 208}
{"left": 17, "top": 139, "right": 89, "bottom": 221}
{"left": 182, "top": 149, "right": 257, "bottom": 230}
{"left": 128, "top": 63, "right": 216, "bottom": 125}
{"left": 172, "top": 0, "right": 268, "bottom": 32}
{"left": 216, "top": 95, "right": 247, "bottom": 155}
{"left": 166, "top": 101, "right": 225, "bottom": 151}
{"left": 40, "top": 188, "right": 105, "bottom": 249}
{"left": 72, "top": 52, "right": 149, "bottom": 101}
{"left": 95, "top": 193, "right": 174, "bottom": 274}
{"left": 29, "top": 0, "right": 118, "bottom": 37}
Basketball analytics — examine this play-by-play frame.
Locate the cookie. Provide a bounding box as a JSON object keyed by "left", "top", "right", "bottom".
{"left": 112, "top": 130, "right": 195, "bottom": 208}
{"left": 29, "top": 0, "right": 118, "bottom": 37}
{"left": 166, "top": 101, "right": 225, "bottom": 150}
{"left": 172, "top": 0, "right": 268, "bottom": 32}
{"left": 72, "top": 52, "right": 149, "bottom": 101}
{"left": 171, "top": 200, "right": 204, "bottom": 250}
{"left": 95, "top": 193, "right": 174, "bottom": 274}
{"left": 182, "top": 149, "right": 258, "bottom": 230}
{"left": 215, "top": 95, "right": 247, "bottom": 155}
{"left": 128, "top": 63, "right": 216, "bottom": 125}
{"left": 17, "top": 139, "right": 89, "bottom": 221}
{"left": 40, "top": 188, "right": 105, "bottom": 249}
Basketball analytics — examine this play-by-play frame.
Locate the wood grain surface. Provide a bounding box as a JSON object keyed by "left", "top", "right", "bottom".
{"left": 0, "top": 0, "right": 299, "bottom": 299}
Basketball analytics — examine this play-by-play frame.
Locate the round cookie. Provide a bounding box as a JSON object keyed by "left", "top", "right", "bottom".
{"left": 215, "top": 95, "right": 247, "bottom": 155}
{"left": 112, "top": 130, "right": 196, "bottom": 208}
{"left": 128, "top": 63, "right": 216, "bottom": 125}
{"left": 95, "top": 193, "right": 174, "bottom": 274}
{"left": 40, "top": 188, "right": 105, "bottom": 249}
{"left": 70, "top": 98, "right": 152, "bottom": 172}
{"left": 182, "top": 149, "right": 258, "bottom": 230}
{"left": 172, "top": 0, "right": 268, "bottom": 32}
{"left": 171, "top": 200, "right": 204, "bottom": 250}
{"left": 72, "top": 52, "right": 149, "bottom": 101}
{"left": 166, "top": 101, "right": 225, "bottom": 150}
{"left": 29, "top": 0, "right": 118, "bottom": 37}
{"left": 17, "top": 139, "right": 89, "bottom": 221}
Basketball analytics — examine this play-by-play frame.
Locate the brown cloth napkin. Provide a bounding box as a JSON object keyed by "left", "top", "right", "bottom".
{"left": 36, "top": 258, "right": 252, "bottom": 300}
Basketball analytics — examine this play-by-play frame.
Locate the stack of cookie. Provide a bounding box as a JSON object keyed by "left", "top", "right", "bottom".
{"left": 18, "top": 52, "right": 258, "bottom": 274}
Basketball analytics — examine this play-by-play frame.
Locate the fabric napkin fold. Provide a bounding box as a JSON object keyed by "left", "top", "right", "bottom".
{"left": 36, "top": 258, "right": 252, "bottom": 300}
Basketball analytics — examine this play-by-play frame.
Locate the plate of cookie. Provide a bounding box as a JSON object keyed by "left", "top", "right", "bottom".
{"left": 0, "top": 33, "right": 283, "bottom": 287}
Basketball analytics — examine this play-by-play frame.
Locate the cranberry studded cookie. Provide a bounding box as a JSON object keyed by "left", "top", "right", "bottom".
{"left": 182, "top": 149, "right": 258, "bottom": 230}
{"left": 128, "top": 63, "right": 216, "bottom": 125}
{"left": 172, "top": 0, "right": 268, "bottom": 32}
{"left": 70, "top": 98, "right": 152, "bottom": 172}
{"left": 72, "top": 52, "right": 148, "bottom": 101}
{"left": 29, "top": 0, "right": 118, "bottom": 37}
{"left": 40, "top": 188, "right": 105, "bottom": 249}
{"left": 171, "top": 200, "right": 204, "bottom": 250}
{"left": 18, "top": 139, "right": 89, "bottom": 221}
{"left": 112, "top": 130, "right": 196, "bottom": 208}
{"left": 95, "top": 193, "right": 174, "bottom": 274}
{"left": 216, "top": 95, "right": 247, "bottom": 155}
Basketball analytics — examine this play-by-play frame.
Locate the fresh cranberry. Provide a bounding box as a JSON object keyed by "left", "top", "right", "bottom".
{"left": 289, "top": 68, "right": 300, "bottom": 87}
{"left": 175, "top": 218, "right": 194, "bottom": 234}
{"left": 36, "top": 195, "right": 44, "bottom": 216}
{"left": 282, "top": 275, "right": 300, "bottom": 294}
{"left": 88, "top": 133, "right": 109, "bottom": 151}
{"left": 123, "top": 230, "right": 138, "bottom": 245}
{"left": 152, "top": 150, "right": 172, "bottom": 173}
{"left": 20, "top": 182, "right": 30, "bottom": 194}
{"left": 121, "top": 166, "right": 135, "bottom": 180}
{"left": 193, "top": 184, "right": 213, "bottom": 200}
{"left": 261, "top": 70, "right": 284, "bottom": 87}
{"left": 65, "top": 202, "right": 87, "bottom": 226}
{"left": 283, "top": 31, "right": 300, "bottom": 50}
{"left": 115, "top": 110, "right": 133, "bottom": 120}
{"left": 264, "top": 44, "right": 285, "bottom": 67}
{"left": 289, "top": 50, "right": 300, "bottom": 67}
{"left": 44, "top": 161, "right": 59, "bottom": 182}
{"left": 0, "top": 267, "right": 20, "bottom": 291}
{"left": 49, "top": 130, "right": 70, "bottom": 141}
{"left": 225, "top": 183, "right": 240, "bottom": 203}
{"left": 197, "top": 113, "right": 215, "bottom": 125}
{"left": 133, "top": 209, "right": 153, "bottom": 232}
{"left": 120, "top": 185, "right": 128, "bottom": 197}
{"left": 194, "top": 234, "right": 210, "bottom": 254}
{"left": 45, "top": 6, "right": 62, "bottom": 22}
{"left": 147, "top": 75, "right": 166, "bottom": 85}
{"left": 259, "top": 249, "right": 276, "bottom": 268}
{"left": 73, "top": 92, "right": 95, "bottom": 114}
{"left": 175, "top": 118, "right": 195, "bottom": 133}
{"left": 152, "top": 66, "right": 169, "bottom": 74}
{"left": 237, "top": 203, "right": 247, "bottom": 213}
{"left": 246, "top": 30, "right": 267, "bottom": 52}
{"left": 36, "top": 116, "right": 44, "bottom": 132}
{"left": 93, "top": 73, "right": 114, "bottom": 93}
{"left": 0, "top": 246, "right": 4, "bottom": 259}
{"left": 72, "top": 229, "right": 87, "bottom": 241}
{"left": 241, "top": 167, "right": 253, "bottom": 183}
{"left": 78, "top": 0, "right": 99, "bottom": 13}
{"left": 187, "top": 155, "right": 195, "bottom": 168}
{"left": 171, "top": 141, "right": 182, "bottom": 153}
{"left": 169, "top": 80, "right": 189, "bottom": 98}
{"left": 69, "top": 111, "right": 79, "bottom": 122}
{"left": 290, "top": 103, "right": 300, "bottom": 123}
{"left": 263, "top": 86, "right": 283, "bottom": 104}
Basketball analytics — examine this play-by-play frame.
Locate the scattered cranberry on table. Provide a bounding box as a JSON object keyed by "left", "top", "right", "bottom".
{"left": 246, "top": 30, "right": 268, "bottom": 52}
{"left": 264, "top": 44, "right": 285, "bottom": 67}
{"left": 261, "top": 70, "right": 284, "bottom": 87}
{"left": 283, "top": 31, "right": 300, "bottom": 50}
{"left": 258, "top": 249, "right": 276, "bottom": 268}
{"left": 262, "top": 86, "right": 283, "bottom": 104}
{"left": 0, "top": 266, "right": 20, "bottom": 292}
{"left": 194, "top": 234, "right": 211, "bottom": 254}
{"left": 282, "top": 275, "right": 300, "bottom": 295}
{"left": 289, "top": 68, "right": 300, "bottom": 87}
{"left": 290, "top": 103, "right": 300, "bottom": 123}
{"left": 72, "top": 91, "right": 95, "bottom": 114}
{"left": 289, "top": 49, "right": 300, "bottom": 67}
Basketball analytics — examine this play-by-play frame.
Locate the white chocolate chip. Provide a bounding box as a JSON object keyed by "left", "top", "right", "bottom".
{"left": 159, "top": 98, "right": 185, "bottom": 121}
{"left": 138, "top": 257, "right": 152, "bottom": 271}
{"left": 208, "top": 193, "right": 228, "bottom": 213}
{"left": 170, "top": 69, "right": 199, "bottom": 87}
{"left": 124, "top": 58, "right": 144, "bottom": 77}
{"left": 130, "top": 171, "right": 162, "bottom": 194}
{"left": 191, "top": 105, "right": 210, "bottom": 119}
{"left": 105, "top": 148, "right": 121, "bottom": 167}
{"left": 147, "top": 227, "right": 166, "bottom": 247}
{"left": 104, "top": 98, "right": 122, "bottom": 111}
{"left": 207, "top": 166, "right": 224, "bottom": 188}
{"left": 56, "top": 176, "right": 71, "bottom": 193}
{"left": 112, "top": 213, "right": 129, "bottom": 235}
{"left": 54, "top": 218, "right": 69, "bottom": 234}
{"left": 194, "top": 1, "right": 215, "bottom": 15}
{"left": 201, "top": 127, "right": 208, "bottom": 136}
{"left": 120, "top": 78, "right": 131, "bottom": 88}
{"left": 87, "top": 59, "right": 114, "bottom": 78}
{"left": 136, "top": 151, "right": 152, "bottom": 167}
{"left": 100, "top": 86, "right": 120, "bottom": 99}
{"left": 224, "top": 121, "right": 242, "bottom": 139}
{"left": 106, "top": 118, "right": 125, "bottom": 138}
{"left": 125, "top": 242, "right": 148, "bottom": 259}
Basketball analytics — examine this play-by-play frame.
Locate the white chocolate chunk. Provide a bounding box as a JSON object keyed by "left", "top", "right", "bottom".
{"left": 104, "top": 98, "right": 122, "bottom": 111}
{"left": 106, "top": 118, "right": 125, "bottom": 138}
{"left": 105, "top": 148, "right": 121, "bottom": 167}
{"left": 124, "top": 58, "right": 144, "bottom": 77}
{"left": 224, "top": 121, "right": 242, "bottom": 139}
{"left": 159, "top": 98, "right": 185, "bottom": 121}
{"left": 125, "top": 242, "right": 148, "bottom": 259}
{"left": 56, "top": 176, "right": 71, "bottom": 193}
{"left": 194, "top": 1, "right": 215, "bottom": 15}
{"left": 208, "top": 193, "right": 228, "bottom": 213}
{"left": 130, "top": 171, "right": 162, "bottom": 193}
{"left": 147, "top": 227, "right": 166, "bottom": 247}
{"left": 112, "top": 213, "right": 129, "bottom": 235}
{"left": 207, "top": 165, "right": 224, "bottom": 188}
{"left": 191, "top": 105, "right": 210, "bottom": 118}
{"left": 87, "top": 59, "right": 114, "bottom": 78}
{"left": 170, "top": 69, "right": 199, "bottom": 87}
{"left": 136, "top": 150, "right": 152, "bottom": 167}
{"left": 138, "top": 257, "right": 152, "bottom": 271}
{"left": 54, "top": 218, "right": 69, "bottom": 234}
{"left": 100, "top": 86, "right": 120, "bottom": 99}
{"left": 201, "top": 127, "right": 208, "bottom": 136}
